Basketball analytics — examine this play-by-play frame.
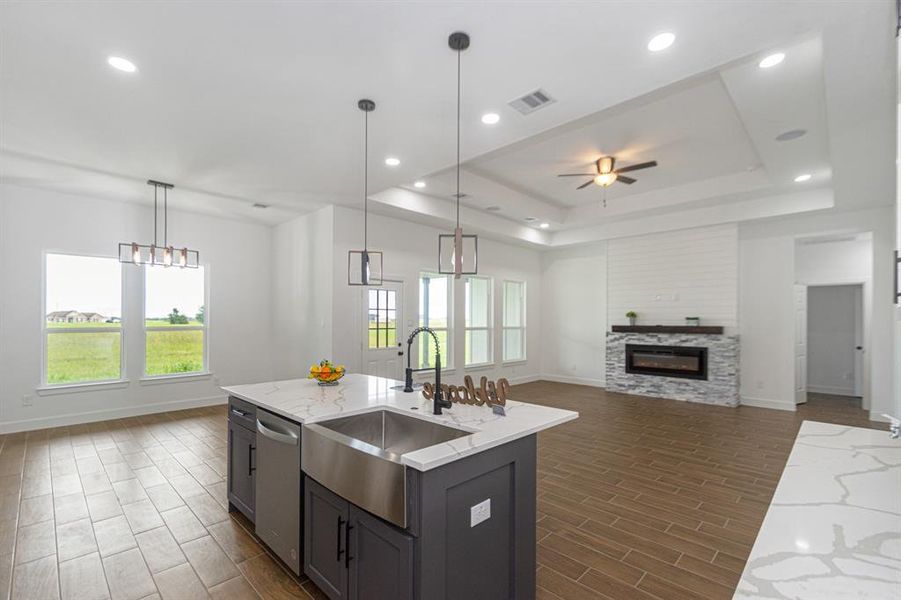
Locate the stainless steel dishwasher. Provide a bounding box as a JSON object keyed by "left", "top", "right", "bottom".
{"left": 255, "top": 409, "right": 302, "bottom": 575}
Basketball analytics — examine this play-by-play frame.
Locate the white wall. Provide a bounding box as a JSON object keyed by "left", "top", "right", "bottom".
{"left": 271, "top": 206, "right": 334, "bottom": 380}
{"left": 606, "top": 224, "right": 739, "bottom": 331}
{"left": 807, "top": 286, "right": 860, "bottom": 396}
{"left": 0, "top": 185, "right": 274, "bottom": 432}
{"left": 539, "top": 243, "right": 607, "bottom": 387}
{"left": 740, "top": 207, "right": 895, "bottom": 419}
{"left": 330, "top": 206, "right": 543, "bottom": 385}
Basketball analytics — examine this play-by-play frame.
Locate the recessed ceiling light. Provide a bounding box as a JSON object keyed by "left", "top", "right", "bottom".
{"left": 647, "top": 32, "right": 675, "bottom": 52}
{"left": 413, "top": 181, "right": 426, "bottom": 188}
{"left": 758, "top": 52, "right": 785, "bottom": 69}
{"left": 539, "top": 222, "right": 550, "bottom": 229}
{"left": 775, "top": 129, "right": 807, "bottom": 142}
{"left": 481, "top": 112, "right": 500, "bottom": 125}
{"left": 107, "top": 56, "right": 137, "bottom": 73}
{"left": 385, "top": 157, "right": 400, "bottom": 167}
{"left": 794, "top": 173, "right": 811, "bottom": 183}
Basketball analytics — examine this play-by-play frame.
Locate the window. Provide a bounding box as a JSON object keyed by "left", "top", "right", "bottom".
{"left": 418, "top": 272, "right": 452, "bottom": 369}
{"left": 502, "top": 280, "right": 526, "bottom": 361}
{"left": 464, "top": 276, "right": 492, "bottom": 366}
{"left": 144, "top": 266, "right": 206, "bottom": 376}
{"left": 44, "top": 254, "right": 123, "bottom": 385}
{"left": 368, "top": 288, "right": 397, "bottom": 348}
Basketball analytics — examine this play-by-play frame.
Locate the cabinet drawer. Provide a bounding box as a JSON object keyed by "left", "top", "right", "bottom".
{"left": 228, "top": 396, "right": 256, "bottom": 430}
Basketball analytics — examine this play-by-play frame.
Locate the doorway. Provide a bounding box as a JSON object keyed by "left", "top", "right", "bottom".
{"left": 360, "top": 280, "right": 405, "bottom": 380}
{"left": 806, "top": 284, "right": 864, "bottom": 403}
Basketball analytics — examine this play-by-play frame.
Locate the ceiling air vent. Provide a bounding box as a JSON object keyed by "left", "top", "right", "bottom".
{"left": 508, "top": 88, "right": 555, "bottom": 115}
{"left": 452, "top": 193, "right": 469, "bottom": 199}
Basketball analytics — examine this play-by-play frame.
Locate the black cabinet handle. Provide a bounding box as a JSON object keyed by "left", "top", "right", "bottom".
{"left": 336, "top": 517, "right": 345, "bottom": 561}
{"left": 345, "top": 523, "right": 354, "bottom": 568}
{"left": 248, "top": 445, "right": 255, "bottom": 475}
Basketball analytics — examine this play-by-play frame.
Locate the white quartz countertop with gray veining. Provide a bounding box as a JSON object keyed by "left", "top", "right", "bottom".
{"left": 733, "top": 421, "right": 901, "bottom": 600}
{"left": 222, "top": 374, "right": 578, "bottom": 471}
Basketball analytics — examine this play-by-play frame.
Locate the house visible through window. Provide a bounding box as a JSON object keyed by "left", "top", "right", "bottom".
{"left": 145, "top": 266, "right": 206, "bottom": 376}
{"left": 418, "top": 272, "right": 451, "bottom": 369}
{"left": 503, "top": 280, "right": 526, "bottom": 361}
{"left": 44, "top": 254, "right": 123, "bottom": 384}
{"left": 465, "top": 276, "right": 492, "bottom": 366}
{"left": 368, "top": 288, "right": 397, "bottom": 348}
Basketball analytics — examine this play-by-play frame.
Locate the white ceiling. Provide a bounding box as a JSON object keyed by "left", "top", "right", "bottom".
{"left": 0, "top": 1, "right": 896, "bottom": 244}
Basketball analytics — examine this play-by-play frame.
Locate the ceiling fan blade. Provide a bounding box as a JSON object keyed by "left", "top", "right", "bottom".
{"left": 557, "top": 173, "right": 596, "bottom": 177}
{"left": 576, "top": 179, "right": 595, "bottom": 190}
{"left": 617, "top": 175, "right": 637, "bottom": 184}
{"left": 615, "top": 160, "right": 658, "bottom": 174}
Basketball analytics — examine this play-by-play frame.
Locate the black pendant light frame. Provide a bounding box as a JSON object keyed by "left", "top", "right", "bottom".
{"left": 348, "top": 99, "right": 384, "bottom": 286}
{"left": 118, "top": 180, "right": 199, "bottom": 269}
{"left": 438, "top": 31, "right": 478, "bottom": 279}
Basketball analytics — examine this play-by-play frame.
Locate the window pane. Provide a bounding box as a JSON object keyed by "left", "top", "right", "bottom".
{"left": 503, "top": 329, "right": 523, "bottom": 361}
{"left": 419, "top": 274, "right": 448, "bottom": 328}
{"left": 419, "top": 329, "right": 448, "bottom": 369}
{"left": 146, "top": 330, "right": 204, "bottom": 375}
{"left": 145, "top": 267, "right": 205, "bottom": 327}
{"left": 503, "top": 281, "right": 524, "bottom": 327}
{"left": 466, "top": 277, "right": 490, "bottom": 328}
{"left": 46, "top": 254, "right": 121, "bottom": 328}
{"left": 47, "top": 332, "right": 120, "bottom": 383}
{"left": 465, "top": 330, "right": 490, "bottom": 365}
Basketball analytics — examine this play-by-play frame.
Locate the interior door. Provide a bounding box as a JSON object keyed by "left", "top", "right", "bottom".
{"left": 795, "top": 284, "right": 808, "bottom": 405}
{"left": 362, "top": 281, "right": 404, "bottom": 380}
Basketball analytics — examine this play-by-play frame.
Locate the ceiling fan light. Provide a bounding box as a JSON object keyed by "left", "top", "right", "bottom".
{"left": 597, "top": 156, "right": 615, "bottom": 173}
{"left": 594, "top": 173, "right": 617, "bottom": 187}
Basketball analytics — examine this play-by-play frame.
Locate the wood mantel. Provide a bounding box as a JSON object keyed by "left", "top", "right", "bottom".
{"left": 610, "top": 325, "right": 725, "bottom": 334}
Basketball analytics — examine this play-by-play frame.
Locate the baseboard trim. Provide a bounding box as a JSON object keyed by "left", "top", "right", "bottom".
{"left": 807, "top": 385, "right": 857, "bottom": 397}
{"left": 740, "top": 396, "right": 796, "bottom": 412}
{"left": 0, "top": 395, "right": 227, "bottom": 434}
{"left": 507, "top": 374, "right": 542, "bottom": 386}
{"left": 538, "top": 374, "right": 606, "bottom": 388}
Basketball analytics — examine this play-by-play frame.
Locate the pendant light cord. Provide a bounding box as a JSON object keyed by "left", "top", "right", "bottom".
{"left": 455, "top": 47, "right": 461, "bottom": 228}
{"left": 164, "top": 186, "right": 168, "bottom": 248}
{"left": 364, "top": 107, "right": 368, "bottom": 251}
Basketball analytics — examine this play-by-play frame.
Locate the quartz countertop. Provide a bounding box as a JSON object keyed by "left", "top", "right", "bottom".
{"left": 733, "top": 421, "right": 901, "bottom": 599}
{"left": 222, "top": 373, "right": 578, "bottom": 471}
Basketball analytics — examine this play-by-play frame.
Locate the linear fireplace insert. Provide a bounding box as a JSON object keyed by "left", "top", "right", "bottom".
{"left": 625, "top": 344, "right": 708, "bottom": 380}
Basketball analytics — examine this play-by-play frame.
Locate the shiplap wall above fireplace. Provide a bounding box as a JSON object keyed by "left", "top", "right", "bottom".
{"left": 607, "top": 223, "right": 739, "bottom": 332}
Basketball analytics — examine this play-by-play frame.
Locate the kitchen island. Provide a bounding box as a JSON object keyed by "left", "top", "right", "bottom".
{"left": 733, "top": 421, "right": 901, "bottom": 600}
{"left": 222, "top": 373, "right": 578, "bottom": 600}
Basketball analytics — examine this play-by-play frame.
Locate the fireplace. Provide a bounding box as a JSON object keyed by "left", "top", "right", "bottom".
{"left": 625, "top": 344, "right": 708, "bottom": 380}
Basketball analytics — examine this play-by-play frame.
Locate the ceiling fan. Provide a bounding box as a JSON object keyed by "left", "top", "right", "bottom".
{"left": 557, "top": 156, "right": 658, "bottom": 190}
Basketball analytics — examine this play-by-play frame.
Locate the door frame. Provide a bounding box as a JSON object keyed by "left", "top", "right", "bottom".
{"left": 360, "top": 277, "right": 406, "bottom": 379}
{"left": 801, "top": 280, "right": 870, "bottom": 410}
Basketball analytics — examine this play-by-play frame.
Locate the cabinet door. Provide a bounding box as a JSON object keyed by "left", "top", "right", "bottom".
{"left": 227, "top": 421, "right": 255, "bottom": 522}
{"left": 304, "top": 478, "right": 349, "bottom": 600}
{"left": 348, "top": 505, "right": 414, "bottom": 600}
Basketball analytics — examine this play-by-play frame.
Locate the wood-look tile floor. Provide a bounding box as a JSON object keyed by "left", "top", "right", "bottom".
{"left": 0, "top": 386, "right": 885, "bottom": 600}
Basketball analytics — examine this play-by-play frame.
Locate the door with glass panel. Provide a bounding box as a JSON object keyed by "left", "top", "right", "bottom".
{"left": 362, "top": 281, "right": 404, "bottom": 380}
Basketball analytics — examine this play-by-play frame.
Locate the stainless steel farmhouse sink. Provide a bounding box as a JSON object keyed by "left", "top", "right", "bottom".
{"left": 302, "top": 409, "right": 471, "bottom": 527}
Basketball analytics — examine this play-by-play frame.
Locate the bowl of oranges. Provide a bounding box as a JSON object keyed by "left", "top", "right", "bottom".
{"left": 308, "top": 359, "right": 346, "bottom": 386}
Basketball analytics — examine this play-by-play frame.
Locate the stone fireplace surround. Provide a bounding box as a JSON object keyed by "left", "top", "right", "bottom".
{"left": 606, "top": 331, "right": 740, "bottom": 406}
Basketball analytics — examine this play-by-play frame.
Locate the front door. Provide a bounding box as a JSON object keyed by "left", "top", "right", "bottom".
{"left": 362, "top": 281, "right": 405, "bottom": 380}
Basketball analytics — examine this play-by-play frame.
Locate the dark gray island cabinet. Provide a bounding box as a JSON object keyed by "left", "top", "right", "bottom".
{"left": 223, "top": 374, "right": 578, "bottom": 600}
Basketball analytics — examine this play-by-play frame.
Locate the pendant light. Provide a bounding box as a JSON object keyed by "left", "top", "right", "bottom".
{"left": 348, "top": 99, "right": 384, "bottom": 286}
{"left": 118, "top": 180, "right": 199, "bottom": 268}
{"left": 438, "top": 31, "right": 478, "bottom": 279}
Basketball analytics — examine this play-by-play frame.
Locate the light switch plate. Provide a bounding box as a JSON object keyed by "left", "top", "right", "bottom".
{"left": 470, "top": 498, "right": 491, "bottom": 527}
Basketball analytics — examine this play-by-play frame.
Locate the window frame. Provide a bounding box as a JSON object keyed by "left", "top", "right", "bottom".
{"left": 464, "top": 275, "right": 494, "bottom": 367}
{"left": 502, "top": 280, "right": 527, "bottom": 363}
{"left": 41, "top": 251, "right": 127, "bottom": 388}
{"left": 418, "top": 271, "right": 453, "bottom": 370}
{"left": 141, "top": 264, "right": 210, "bottom": 380}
